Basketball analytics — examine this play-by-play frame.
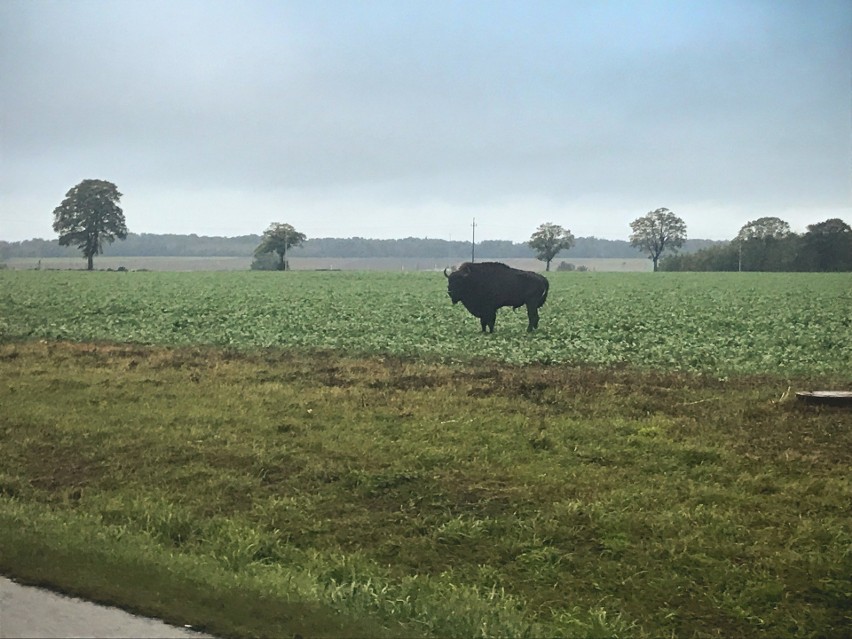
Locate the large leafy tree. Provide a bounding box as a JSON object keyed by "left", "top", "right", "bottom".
{"left": 52, "top": 179, "right": 128, "bottom": 270}
{"left": 736, "top": 217, "right": 792, "bottom": 241}
{"left": 528, "top": 223, "right": 575, "bottom": 271}
{"left": 629, "top": 208, "right": 687, "bottom": 271}
{"left": 735, "top": 216, "right": 793, "bottom": 271}
{"left": 254, "top": 223, "right": 307, "bottom": 271}
{"left": 797, "top": 218, "right": 852, "bottom": 272}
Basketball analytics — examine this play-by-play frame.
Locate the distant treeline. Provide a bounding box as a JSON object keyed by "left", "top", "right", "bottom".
{"left": 0, "top": 233, "right": 721, "bottom": 260}
{"left": 660, "top": 219, "right": 852, "bottom": 272}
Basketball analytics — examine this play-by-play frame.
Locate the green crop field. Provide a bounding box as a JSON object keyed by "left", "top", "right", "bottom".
{"left": 1, "top": 270, "right": 850, "bottom": 638}
{"left": 1, "top": 270, "right": 850, "bottom": 376}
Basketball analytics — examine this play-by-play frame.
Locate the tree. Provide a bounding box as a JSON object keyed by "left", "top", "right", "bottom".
{"left": 254, "top": 223, "right": 306, "bottom": 271}
{"left": 249, "top": 251, "right": 280, "bottom": 271}
{"left": 734, "top": 217, "right": 792, "bottom": 271}
{"left": 736, "top": 216, "right": 791, "bottom": 241}
{"left": 660, "top": 243, "right": 739, "bottom": 272}
{"left": 528, "top": 223, "right": 575, "bottom": 271}
{"left": 797, "top": 218, "right": 852, "bottom": 272}
{"left": 52, "top": 179, "right": 128, "bottom": 270}
{"left": 629, "top": 208, "right": 687, "bottom": 271}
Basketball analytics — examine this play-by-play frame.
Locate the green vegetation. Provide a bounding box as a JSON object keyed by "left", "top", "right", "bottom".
{"left": 1, "top": 271, "right": 850, "bottom": 376}
{"left": 1, "top": 270, "right": 850, "bottom": 637}
{"left": 253, "top": 223, "right": 307, "bottom": 271}
{"left": 662, "top": 218, "right": 852, "bottom": 272}
{"left": 51, "top": 179, "right": 128, "bottom": 271}
{"left": 528, "top": 222, "right": 575, "bottom": 271}
{"left": 630, "top": 208, "right": 687, "bottom": 271}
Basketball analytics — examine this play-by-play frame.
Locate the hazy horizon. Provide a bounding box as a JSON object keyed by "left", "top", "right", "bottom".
{"left": 4, "top": 229, "right": 724, "bottom": 244}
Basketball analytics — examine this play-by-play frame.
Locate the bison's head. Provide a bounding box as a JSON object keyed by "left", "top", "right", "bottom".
{"left": 444, "top": 264, "right": 470, "bottom": 304}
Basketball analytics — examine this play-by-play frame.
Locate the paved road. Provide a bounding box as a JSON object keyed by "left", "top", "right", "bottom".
{"left": 0, "top": 577, "right": 212, "bottom": 638}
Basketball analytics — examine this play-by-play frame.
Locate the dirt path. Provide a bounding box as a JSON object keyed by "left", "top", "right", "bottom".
{"left": 0, "top": 577, "right": 212, "bottom": 638}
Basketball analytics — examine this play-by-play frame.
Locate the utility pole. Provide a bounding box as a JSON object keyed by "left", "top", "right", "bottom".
{"left": 471, "top": 217, "right": 476, "bottom": 262}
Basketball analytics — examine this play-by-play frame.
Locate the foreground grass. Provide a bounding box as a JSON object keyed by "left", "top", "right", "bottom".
{"left": 1, "top": 341, "right": 850, "bottom": 637}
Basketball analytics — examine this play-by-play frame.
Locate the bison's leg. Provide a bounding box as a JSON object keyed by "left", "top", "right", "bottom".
{"left": 481, "top": 310, "right": 497, "bottom": 333}
{"left": 526, "top": 303, "right": 540, "bottom": 331}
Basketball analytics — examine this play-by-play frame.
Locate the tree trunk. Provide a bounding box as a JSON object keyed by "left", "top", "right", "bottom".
{"left": 652, "top": 256, "right": 659, "bottom": 272}
{"left": 545, "top": 259, "right": 551, "bottom": 272}
{"left": 87, "top": 254, "right": 94, "bottom": 271}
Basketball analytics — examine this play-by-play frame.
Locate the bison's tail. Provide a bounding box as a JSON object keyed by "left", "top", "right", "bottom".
{"left": 539, "top": 277, "right": 549, "bottom": 308}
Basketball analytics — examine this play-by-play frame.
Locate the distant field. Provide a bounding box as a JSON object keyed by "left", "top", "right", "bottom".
{"left": 4, "top": 255, "right": 653, "bottom": 272}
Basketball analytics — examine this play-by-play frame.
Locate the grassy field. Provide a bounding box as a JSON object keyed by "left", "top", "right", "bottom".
{"left": 0, "top": 270, "right": 850, "bottom": 638}
{"left": 1, "top": 270, "right": 850, "bottom": 376}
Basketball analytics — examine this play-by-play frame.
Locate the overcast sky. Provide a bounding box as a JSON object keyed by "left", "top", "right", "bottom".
{"left": 1, "top": 0, "right": 849, "bottom": 243}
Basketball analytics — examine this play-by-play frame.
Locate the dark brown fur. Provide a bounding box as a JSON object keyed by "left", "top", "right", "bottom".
{"left": 444, "top": 262, "right": 549, "bottom": 333}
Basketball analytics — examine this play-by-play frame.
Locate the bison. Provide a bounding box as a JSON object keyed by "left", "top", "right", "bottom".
{"left": 444, "top": 261, "right": 549, "bottom": 333}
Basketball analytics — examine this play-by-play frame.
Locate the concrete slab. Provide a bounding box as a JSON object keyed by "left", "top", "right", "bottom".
{"left": 0, "top": 577, "right": 213, "bottom": 639}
